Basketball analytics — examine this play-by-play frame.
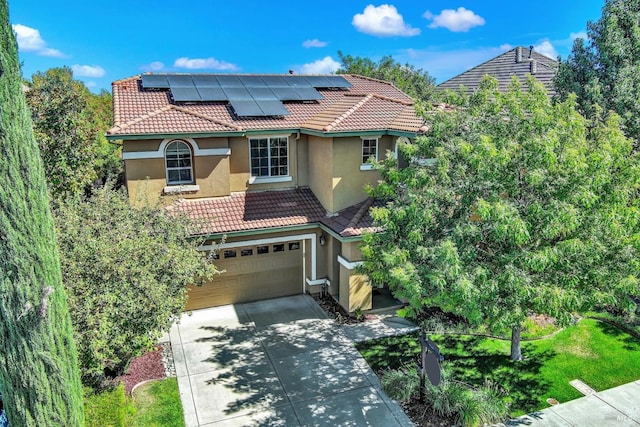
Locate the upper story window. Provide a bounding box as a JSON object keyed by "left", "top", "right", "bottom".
{"left": 360, "top": 138, "right": 378, "bottom": 170}
{"left": 250, "top": 137, "right": 288, "bottom": 178}
{"left": 165, "top": 140, "right": 193, "bottom": 185}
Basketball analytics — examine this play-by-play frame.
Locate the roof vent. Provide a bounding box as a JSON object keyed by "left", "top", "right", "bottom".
{"left": 530, "top": 59, "right": 537, "bottom": 75}
{"left": 529, "top": 45, "right": 534, "bottom": 58}
{"left": 516, "top": 47, "right": 523, "bottom": 63}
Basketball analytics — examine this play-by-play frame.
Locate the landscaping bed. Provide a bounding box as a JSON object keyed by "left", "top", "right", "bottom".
{"left": 357, "top": 318, "right": 640, "bottom": 425}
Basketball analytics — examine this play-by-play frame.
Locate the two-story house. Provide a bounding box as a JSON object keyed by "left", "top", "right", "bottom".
{"left": 107, "top": 73, "right": 426, "bottom": 313}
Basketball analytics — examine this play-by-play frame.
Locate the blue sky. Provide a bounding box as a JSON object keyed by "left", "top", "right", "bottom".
{"left": 9, "top": 1, "right": 604, "bottom": 92}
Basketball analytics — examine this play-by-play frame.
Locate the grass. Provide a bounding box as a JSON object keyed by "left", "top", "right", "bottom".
{"left": 357, "top": 318, "right": 640, "bottom": 416}
{"left": 85, "top": 378, "right": 184, "bottom": 427}
{"left": 128, "top": 378, "right": 185, "bottom": 427}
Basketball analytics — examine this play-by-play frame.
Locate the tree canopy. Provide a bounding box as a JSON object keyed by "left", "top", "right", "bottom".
{"left": 337, "top": 51, "right": 436, "bottom": 102}
{"left": 361, "top": 76, "right": 640, "bottom": 360}
{"left": 25, "top": 67, "right": 122, "bottom": 199}
{"left": 54, "top": 185, "right": 219, "bottom": 385}
{"left": 554, "top": 0, "right": 640, "bottom": 143}
{"left": 0, "top": 0, "right": 84, "bottom": 424}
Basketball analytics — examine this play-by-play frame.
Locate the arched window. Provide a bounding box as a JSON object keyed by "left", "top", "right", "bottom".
{"left": 165, "top": 140, "right": 193, "bottom": 185}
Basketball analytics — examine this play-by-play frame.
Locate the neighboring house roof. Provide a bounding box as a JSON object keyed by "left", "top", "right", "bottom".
{"left": 107, "top": 74, "right": 426, "bottom": 137}
{"left": 169, "top": 187, "right": 326, "bottom": 236}
{"left": 438, "top": 46, "right": 558, "bottom": 95}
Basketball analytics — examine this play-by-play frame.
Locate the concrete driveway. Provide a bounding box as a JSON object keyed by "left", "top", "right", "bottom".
{"left": 169, "top": 294, "right": 413, "bottom": 426}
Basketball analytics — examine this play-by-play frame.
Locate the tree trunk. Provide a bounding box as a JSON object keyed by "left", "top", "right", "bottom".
{"left": 0, "top": 1, "right": 85, "bottom": 425}
{"left": 511, "top": 325, "right": 523, "bottom": 361}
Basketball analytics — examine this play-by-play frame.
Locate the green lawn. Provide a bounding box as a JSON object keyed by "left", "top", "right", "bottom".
{"left": 129, "top": 378, "right": 185, "bottom": 427}
{"left": 357, "top": 318, "right": 640, "bottom": 416}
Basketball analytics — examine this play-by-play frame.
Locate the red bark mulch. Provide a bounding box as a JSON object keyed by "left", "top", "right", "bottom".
{"left": 116, "top": 345, "right": 166, "bottom": 394}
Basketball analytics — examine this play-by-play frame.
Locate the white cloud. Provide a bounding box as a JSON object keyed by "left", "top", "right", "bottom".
{"left": 303, "top": 39, "right": 328, "bottom": 48}
{"left": 499, "top": 43, "right": 514, "bottom": 51}
{"left": 424, "top": 7, "right": 485, "bottom": 32}
{"left": 85, "top": 81, "right": 97, "bottom": 88}
{"left": 352, "top": 4, "right": 420, "bottom": 37}
{"left": 533, "top": 40, "right": 558, "bottom": 59}
{"left": 149, "top": 61, "right": 165, "bottom": 71}
{"left": 72, "top": 64, "right": 106, "bottom": 78}
{"left": 174, "top": 57, "right": 238, "bottom": 70}
{"left": 299, "top": 56, "right": 341, "bottom": 74}
{"left": 570, "top": 31, "right": 588, "bottom": 41}
{"left": 12, "top": 24, "right": 65, "bottom": 57}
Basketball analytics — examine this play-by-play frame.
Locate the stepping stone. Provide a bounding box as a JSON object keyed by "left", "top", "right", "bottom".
{"left": 570, "top": 379, "right": 597, "bottom": 395}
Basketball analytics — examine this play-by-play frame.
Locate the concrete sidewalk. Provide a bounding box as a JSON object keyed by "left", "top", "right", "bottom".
{"left": 504, "top": 381, "right": 640, "bottom": 426}
{"left": 169, "top": 295, "right": 413, "bottom": 426}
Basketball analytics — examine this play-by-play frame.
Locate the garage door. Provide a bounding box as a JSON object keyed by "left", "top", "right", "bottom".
{"left": 185, "top": 240, "right": 303, "bottom": 310}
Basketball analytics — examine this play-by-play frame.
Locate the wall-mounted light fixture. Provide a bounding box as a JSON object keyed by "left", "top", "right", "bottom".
{"left": 319, "top": 233, "right": 326, "bottom": 246}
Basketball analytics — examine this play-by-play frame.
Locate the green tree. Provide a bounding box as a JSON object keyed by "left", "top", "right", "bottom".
{"left": 86, "top": 89, "right": 123, "bottom": 185}
{"left": 337, "top": 51, "right": 436, "bottom": 102}
{"left": 361, "top": 76, "right": 640, "bottom": 360}
{"left": 54, "top": 185, "right": 218, "bottom": 385}
{"left": 0, "top": 1, "right": 84, "bottom": 424}
{"left": 25, "top": 67, "right": 98, "bottom": 198}
{"left": 554, "top": 0, "right": 640, "bottom": 142}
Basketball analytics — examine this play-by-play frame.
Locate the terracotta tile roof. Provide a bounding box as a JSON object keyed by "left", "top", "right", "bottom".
{"left": 438, "top": 46, "right": 558, "bottom": 95}
{"left": 108, "top": 74, "right": 425, "bottom": 137}
{"left": 168, "top": 187, "right": 326, "bottom": 235}
{"left": 321, "top": 198, "right": 384, "bottom": 237}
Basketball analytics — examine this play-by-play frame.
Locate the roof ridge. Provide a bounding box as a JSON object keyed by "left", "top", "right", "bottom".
{"left": 324, "top": 94, "right": 373, "bottom": 131}
{"left": 108, "top": 105, "right": 172, "bottom": 134}
{"left": 346, "top": 73, "right": 398, "bottom": 87}
{"left": 171, "top": 105, "right": 243, "bottom": 131}
{"left": 370, "top": 93, "right": 413, "bottom": 106}
{"left": 345, "top": 198, "right": 374, "bottom": 230}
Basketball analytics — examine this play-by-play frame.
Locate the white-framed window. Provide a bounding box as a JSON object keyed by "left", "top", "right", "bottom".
{"left": 165, "top": 140, "right": 194, "bottom": 185}
{"left": 249, "top": 137, "right": 289, "bottom": 178}
{"left": 361, "top": 137, "right": 378, "bottom": 170}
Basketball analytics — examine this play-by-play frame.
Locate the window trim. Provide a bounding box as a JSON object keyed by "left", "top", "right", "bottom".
{"left": 165, "top": 139, "right": 194, "bottom": 185}
{"left": 248, "top": 135, "right": 290, "bottom": 180}
{"left": 360, "top": 136, "right": 379, "bottom": 171}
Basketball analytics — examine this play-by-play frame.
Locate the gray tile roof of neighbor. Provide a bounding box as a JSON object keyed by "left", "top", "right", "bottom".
{"left": 438, "top": 46, "right": 558, "bottom": 96}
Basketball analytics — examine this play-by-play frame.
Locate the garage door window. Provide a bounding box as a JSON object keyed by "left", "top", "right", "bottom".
{"left": 273, "top": 244, "right": 285, "bottom": 252}
{"left": 241, "top": 248, "right": 253, "bottom": 256}
{"left": 257, "top": 245, "right": 269, "bottom": 254}
{"left": 223, "top": 250, "right": 237, "bottom": 258}
{"left": 289, "top": 242, "right": 300, "bottom": 250}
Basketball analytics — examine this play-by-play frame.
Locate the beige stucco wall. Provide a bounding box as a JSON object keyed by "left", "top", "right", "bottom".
{"left": 307, "top": 135, "right": 334, "bottom": 212}
{"left": 124, "top": 137, "right": 232, "bottom": 205}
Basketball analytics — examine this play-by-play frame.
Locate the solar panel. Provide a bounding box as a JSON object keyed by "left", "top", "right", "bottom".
{"left": 239, "top": 76, "right": 267, "bottom": 87}
{"left": 230, "top": 99, "right": 264, "bottom": 116}
{"left": 271, "top": 86, "right": 302, "bottom": 101}
{"left": 293, "top": 86, "right": 324, "bottom": 100}
{"left": 302, "top": 76, "right": 333, "bottom": 87}
{"left": 141, "top": 74, "right": 169, "bottom": 88}
{"left": 256, "top": 100, "right": 290, "bottom": 116}
{"left": 192, "top": 75, "right": 220, "bottom": 87}
{"left": 171, "top": 87, "right": 201, "bottom": 101}
{"left": 325, "top": 75, "right": 352, "bottom": 88}
{"left": 216, "top": 75, "right": 243, "bottom": 87}
{"left": 304, "top": 75, "right": 352, "bottom": 88}
{"left": 222, "top": 87, "right": 252, "bottom": 100}
{"left": 261, "top": 75, "right": 288, "bottom": 86}
{"left": 168, "top": 75, "right": 195, "bottom": 87}
{"left": 285, "top": 75, "right": 312, "bottom": 87}
{"left": 247, "top": 86, "right": 277, "bottom": 100}
{"left": 197, "top": 87, "right": 227, "bottom": 101}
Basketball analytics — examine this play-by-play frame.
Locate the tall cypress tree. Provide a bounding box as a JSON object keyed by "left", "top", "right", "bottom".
{"left": 0, "top": 1, "right": 84, "bottom": 425}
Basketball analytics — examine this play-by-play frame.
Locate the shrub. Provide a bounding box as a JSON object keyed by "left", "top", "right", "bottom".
{"left": 381, "top": 366, "right": 419, "bottom": 402}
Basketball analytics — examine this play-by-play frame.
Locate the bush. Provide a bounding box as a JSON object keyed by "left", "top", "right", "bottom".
{"left": 381, "top": 366, "right": 419, "bottom": 402}
{"left": 381, "top": 367, "right": 510, "bottom": 427}
{"left": 84, "top": 385, "right": 134, "bottom": 427}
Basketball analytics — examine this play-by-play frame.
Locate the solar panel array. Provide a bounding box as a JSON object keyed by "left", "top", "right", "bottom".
{"left": 141, "top": 74, "right": 352, "bottom": 117}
